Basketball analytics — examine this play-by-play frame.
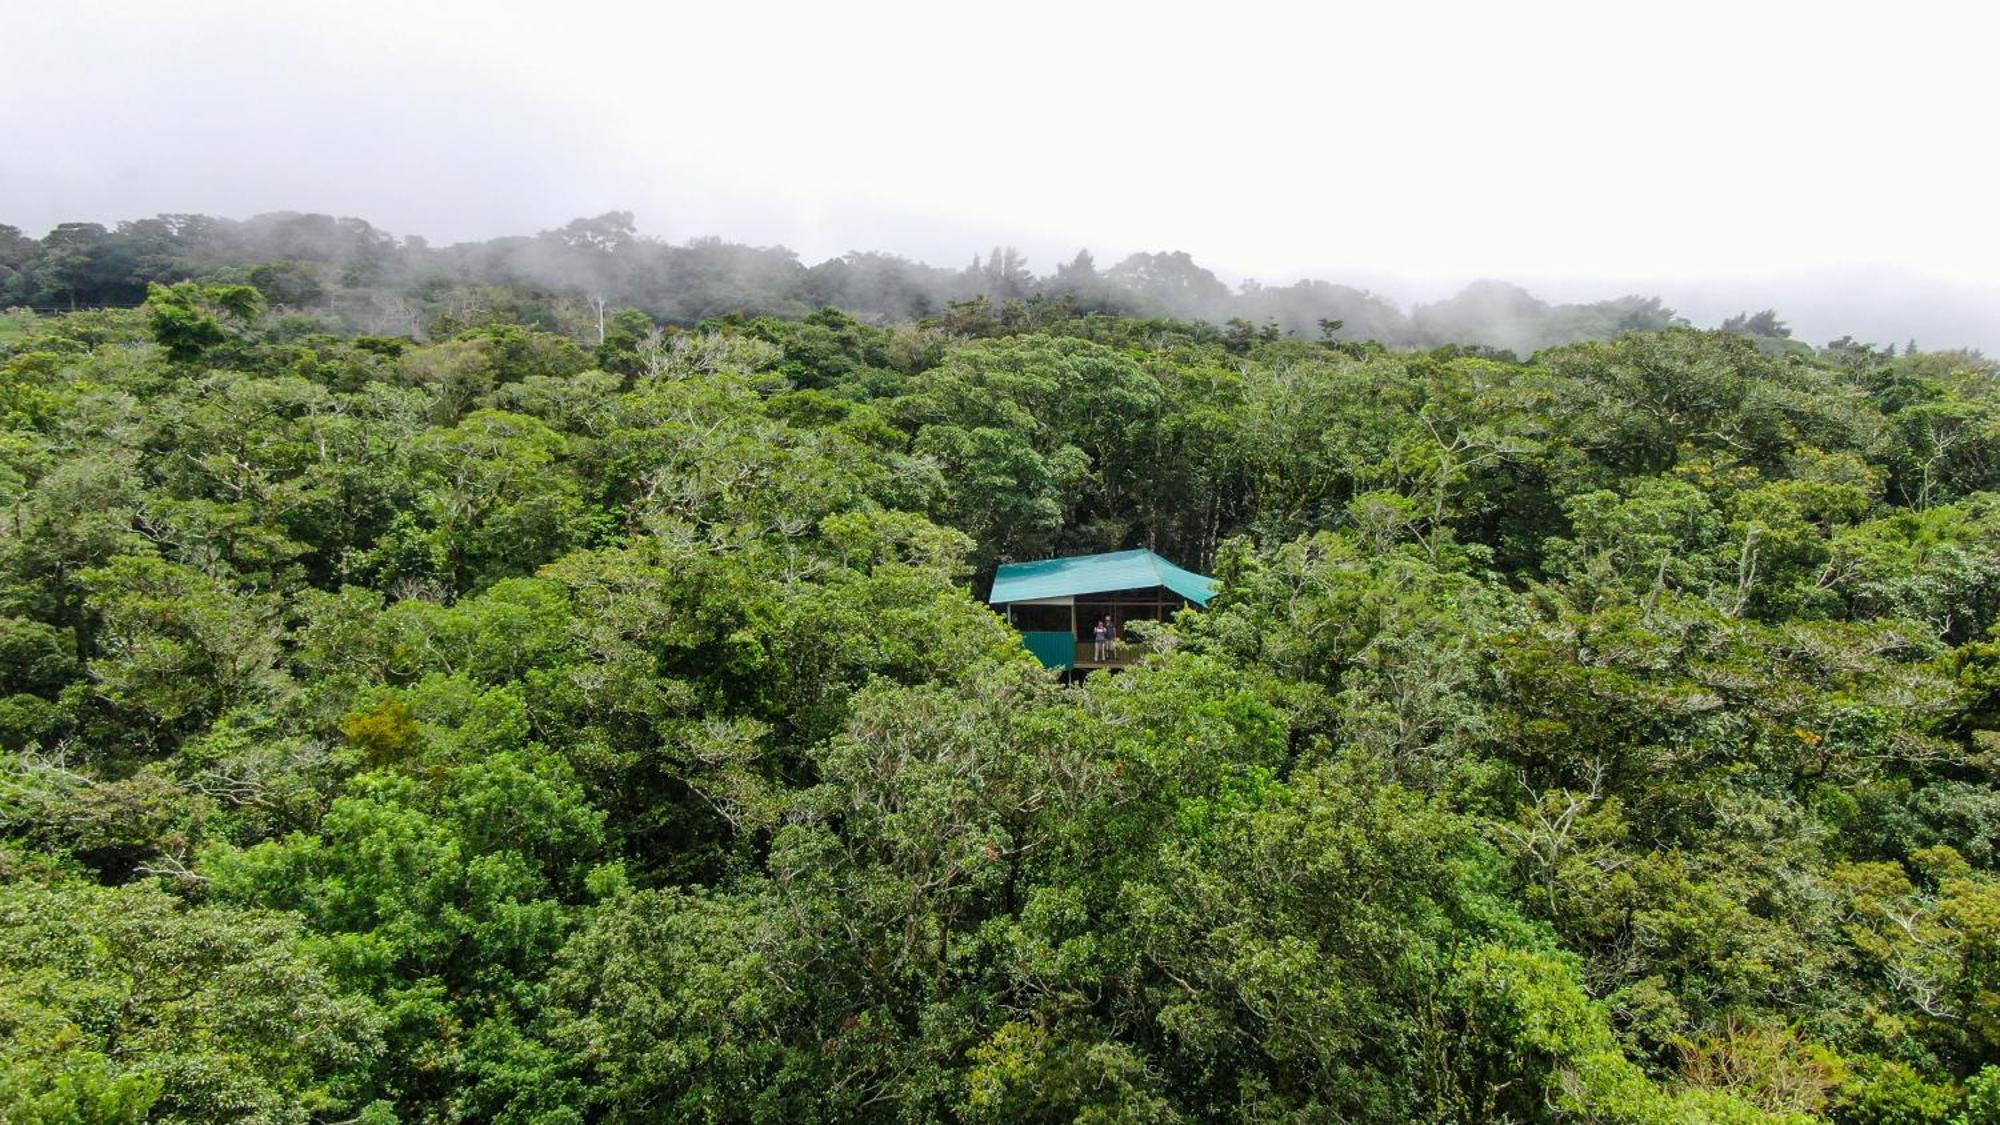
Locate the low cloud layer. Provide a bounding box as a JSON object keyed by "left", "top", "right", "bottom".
{"left": 9, "top": 2, "right": 1998, "bottom": 349}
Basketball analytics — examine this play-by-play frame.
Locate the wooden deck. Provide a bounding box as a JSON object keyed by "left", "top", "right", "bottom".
{"left": 1070, "top": 641, "right": 1138, "bottom": 669}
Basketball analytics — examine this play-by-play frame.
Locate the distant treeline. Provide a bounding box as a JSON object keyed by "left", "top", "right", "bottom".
{"left": 2, "top": 210, "right": 1701, "bottom": 355}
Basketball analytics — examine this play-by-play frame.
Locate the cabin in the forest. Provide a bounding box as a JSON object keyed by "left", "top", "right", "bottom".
{"left": 988, "top": 548, "right": 1217, "bottom": 671}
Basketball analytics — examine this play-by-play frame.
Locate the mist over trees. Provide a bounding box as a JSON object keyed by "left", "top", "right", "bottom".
{"left": 2, "top": 209, "right": 1753, "bottom": 356}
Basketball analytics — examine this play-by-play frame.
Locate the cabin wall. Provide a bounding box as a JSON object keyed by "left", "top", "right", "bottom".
{"left": 1020, "top": 631, "right": 1077, "bottom": 669}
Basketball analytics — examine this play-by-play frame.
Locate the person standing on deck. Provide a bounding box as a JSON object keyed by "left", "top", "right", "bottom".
{"left": 1093, "top": 616, "right": 1113, "bottom": 661}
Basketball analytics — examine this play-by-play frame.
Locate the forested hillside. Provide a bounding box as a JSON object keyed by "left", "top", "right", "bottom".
{"left": 0, "top": 212, "right": 1704, "bottom": 355}
{"left": 3, "top": 258, "right": 2000, "bottom": 1122}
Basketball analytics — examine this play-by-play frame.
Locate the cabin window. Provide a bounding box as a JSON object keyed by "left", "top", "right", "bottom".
{"left": 1074, "top": 592, "right": 1187, "bottom": 636}
{"left": 1010, "top": 604, "right": 1072, "bottom": 632}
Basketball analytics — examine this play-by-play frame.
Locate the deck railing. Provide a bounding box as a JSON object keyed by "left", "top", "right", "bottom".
{"left": 1017, "top": 631, "right": 1141, "bottom": 671}
{"left": 1074, "top": 639, "right": 1137, "bottom": 668}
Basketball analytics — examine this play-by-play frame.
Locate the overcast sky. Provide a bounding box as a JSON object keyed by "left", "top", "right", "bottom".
{"left": 9, "top": 1, "right": 1998, "bottom": 348}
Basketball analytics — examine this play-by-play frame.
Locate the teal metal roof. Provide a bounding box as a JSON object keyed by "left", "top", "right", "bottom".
{"left": 989, "top": 549, "right": 1217, "bottom": 606}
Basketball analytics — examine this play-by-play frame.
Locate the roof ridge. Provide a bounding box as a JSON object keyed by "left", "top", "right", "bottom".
{"left": 988, "top": 548, "right": 1216, "bottom": 607}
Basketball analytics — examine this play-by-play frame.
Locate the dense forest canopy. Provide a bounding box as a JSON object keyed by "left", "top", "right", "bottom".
{"left": 3, "top": 214, "right": 2000, "bottom": 1123}
{"left": 0, "top": 210, "right": 1851, "bottom": 358}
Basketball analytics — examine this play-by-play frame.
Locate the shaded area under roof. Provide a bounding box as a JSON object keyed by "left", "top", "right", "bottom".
{"left": 988, "top": 549, "right": 1217, "bottom": 606}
